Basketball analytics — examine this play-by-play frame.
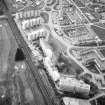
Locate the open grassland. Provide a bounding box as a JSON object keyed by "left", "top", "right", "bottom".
{"left": 0, "top": 20, "right": 18, "bottom": 81}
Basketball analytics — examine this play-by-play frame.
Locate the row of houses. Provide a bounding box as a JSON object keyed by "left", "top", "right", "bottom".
{"left": 21, "top": 17, "right": 44, "bottom": 29}
{"left": 15, "top": 10, "right": 40, "bottom": 20}
{"left": 24, "top": 27, "right": 49, "bottom": 41}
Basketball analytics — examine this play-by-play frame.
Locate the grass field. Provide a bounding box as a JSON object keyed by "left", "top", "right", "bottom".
{"left": 91, "top": 25, "right": 105, "bottom": 41}
{"left": 0, "top": 20, "right": 18, "bottom": 81}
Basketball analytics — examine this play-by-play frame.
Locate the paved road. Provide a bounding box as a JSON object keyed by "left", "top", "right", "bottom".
{"left": 67, "top": 0, "right": 90, "bottom": 23}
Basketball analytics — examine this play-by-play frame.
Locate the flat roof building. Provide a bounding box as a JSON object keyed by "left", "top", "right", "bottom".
{"left": 25, "top": 27, "right": 49, "bottom": 41}
{"left": 15, "top": 10, "right": 40, "bottom": 20}
{"left": 63, "top": 97, "right": 91, "bottom": 105}
{"left": 21, "top": 17, "right": 44, "bottom": 30}
{"left": 57, "top": 76, "right": 90, "bottom": 96}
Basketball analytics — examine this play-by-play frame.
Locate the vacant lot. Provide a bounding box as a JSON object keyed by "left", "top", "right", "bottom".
{"left": 91, "top": 25, "right": 105, "bottom": 41}
{"left": 0, "top": 20, "right": 18, "bottom": 81}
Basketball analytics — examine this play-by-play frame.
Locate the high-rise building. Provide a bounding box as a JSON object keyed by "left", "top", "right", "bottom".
{"left": 15, "top": 10, "right": 40, "bottom": 20}
{"left": 21, "top": 17, "right": 44, "bottom": 30}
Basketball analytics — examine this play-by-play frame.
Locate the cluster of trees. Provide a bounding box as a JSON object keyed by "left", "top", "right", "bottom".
{"left": 0, "top": 0, "right": 8, "bottom": 15}
{"left": 55, "top": 53, "right": 76, "bottom": 75}
{"left": 80, "top": 73, "right": 99, "bottom": 97}
{"left": 0, "top": 0, "right": 4, "bottom": 15}
{"left": 0, "top": 96, "right": 11, "bottom": 105}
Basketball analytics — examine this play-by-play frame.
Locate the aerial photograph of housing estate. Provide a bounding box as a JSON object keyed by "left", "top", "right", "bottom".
{"left": 0, "top": 0, "right": 105, "bottom": 105}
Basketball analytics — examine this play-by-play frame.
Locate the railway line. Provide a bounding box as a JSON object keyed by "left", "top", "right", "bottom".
{"left": 6, "top": 12, "right": 58, "bottom": 105}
